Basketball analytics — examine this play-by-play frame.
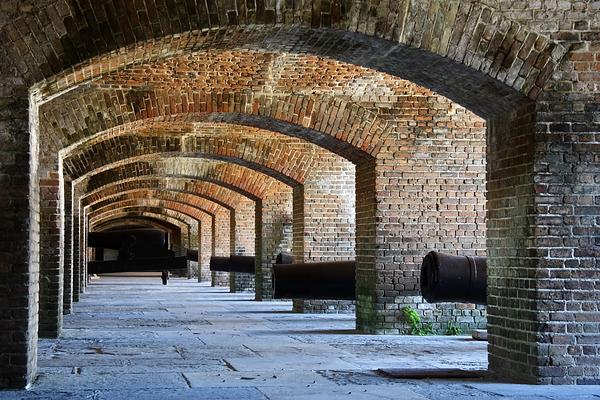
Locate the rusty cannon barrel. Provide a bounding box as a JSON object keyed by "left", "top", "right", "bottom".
{"left": 210, "top": 256, "right": 231, "bottom": 272}
{"left": 229, "top": 255, "right": 255, "bottom": 273}
{"left": 272, "top": 261, "right": 356, "bottom": 300}
{"left": 420, "top": 251, "right": 487, "bottom": 305}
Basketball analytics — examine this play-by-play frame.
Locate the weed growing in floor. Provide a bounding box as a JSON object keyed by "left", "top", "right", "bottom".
{"left": 401, "top": 306, "right": 433, "bottom": 336}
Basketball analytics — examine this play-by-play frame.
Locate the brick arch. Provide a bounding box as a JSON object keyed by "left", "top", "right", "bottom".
{"left": 59, "top": 121, "right": 337, "bottom": 186}
{"left": 84, "top": 157, "right": 281, "bottom": 201}
{"left": 25, "top": 18, "right": 562, "bottom": 112}
{"left": 89, "top": 202, "right": 209, "bottom": 231}
{"left": 91, "top": 216, "right": 187, "bottom": 253}
{"left": 93, "top": 216, "right": 183, "bottom": 236}
{"left": 87, "top": 190, "right": 226, "bottom": 220}
{"left": 83, "top": 180, "right": 246, "bottom": 214}
{"left": 89, "top": 209, "right": 198, "bottom": 249}
{"left": 48, "top": 93, "right": 378, "bottom": 175}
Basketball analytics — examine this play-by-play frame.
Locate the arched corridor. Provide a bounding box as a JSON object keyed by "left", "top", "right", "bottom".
{"left": 1, "top": 0, "right": 600, "bottom": 393}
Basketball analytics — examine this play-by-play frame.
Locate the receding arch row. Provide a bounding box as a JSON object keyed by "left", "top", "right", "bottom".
{"left": 83, "top": 158, "right": 276, "bottom": 202}
{"left": 83, "top": 181, "right": 246, "bottom": 216}
{"left": 30, "top": 22, "right": 559, "bottom": 114}
{"left": 91, "top": 214, "right": 190, "bottom": 255}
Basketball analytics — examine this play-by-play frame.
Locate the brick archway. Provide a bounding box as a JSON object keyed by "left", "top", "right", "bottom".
{"left": 1, "top": 1, "right": 595, "bottom": 387}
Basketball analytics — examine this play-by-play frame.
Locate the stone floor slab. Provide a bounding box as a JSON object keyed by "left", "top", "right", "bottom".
{"left": 1, "top": 277, "right": 598, "bottom": 399}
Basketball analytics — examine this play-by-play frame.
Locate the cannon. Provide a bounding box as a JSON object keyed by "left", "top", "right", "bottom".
{"left": 229, "top": 255, "right": 255, "bottom": 274}
{"left": 186, "top": 249, "right": 199, "bottom": 261}
{"left": 420, "top": 251, "right": 487, "bottom": 305}
{"left": 210, "top": 256, "right": 231, "bottom": 272}
{"left": 272, "top": 260, "right": 356, "bottom": 300}
{"left": 275, "top": 252, "right": 294, "bottom": 265}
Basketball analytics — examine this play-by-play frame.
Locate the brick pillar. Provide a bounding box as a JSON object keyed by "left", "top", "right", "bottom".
{"left": 62, "top": 180, "right": 73, "bottom": 314}
{"left": 230, "top": 200, "right": 256, "bottom": 293}
{"left": 38, "top": 170, "right": 64, "bottom": 338}
{"left": 71, "top": 198, "right": 80, "bottom": 302}
{"left": 292, "top": 154, "right": 356, "bottom": 313}
{"left": 81, "top": 214, "right": 88, "bottom": 290}
{"left": 0, "top": 102, "right": 37, "bottom": 388}
{"left": 198, "top": 216, "right": 213, "bottom": 283}
{"left": 255, "top": 185, "right": 293, "bottom": 301}
{"left": 211, "top": 209, "right": 230, "bottom": 287}
{"left": 187, "top": 220, "right": 199, "bottom": 279}
{"left": 483, "top": 99, "right": 599, "bottom": 383}
{"left": 356, "top": 103, "right": 487, "bottom": 334}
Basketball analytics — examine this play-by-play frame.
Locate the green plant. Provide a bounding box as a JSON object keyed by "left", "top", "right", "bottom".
{"left": 401, "top": 306, "right": 433, "bottom": 336}
{"left": 445, "top": 322, "right": 462, "bottom": 336}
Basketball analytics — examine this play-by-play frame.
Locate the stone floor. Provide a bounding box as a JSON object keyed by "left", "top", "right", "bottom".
{"left": 1, "top": 277, "right": 600, "bottom": 399}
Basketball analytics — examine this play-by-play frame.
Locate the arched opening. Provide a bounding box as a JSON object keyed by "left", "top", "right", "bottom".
{"left": 1, "top": 1, "right": 591, "bottom": 391}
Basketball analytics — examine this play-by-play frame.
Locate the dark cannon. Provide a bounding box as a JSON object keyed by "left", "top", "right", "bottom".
{"left": 420, "top": 251, "right": 487, "bottom": 305}
{"left": 186, "top": 249, "right": 199, "bottom": 261}
{"left": 210, "top": 256, "right": 231, "bottom": 272}
{"left": 272, "top": 260, "right": 356, "bottom": 300}
{"left": 275, "top": 252, "right": 294, "bottom": 265}
{"left": 229, "top": 255, "right": 255, "bottom": 274}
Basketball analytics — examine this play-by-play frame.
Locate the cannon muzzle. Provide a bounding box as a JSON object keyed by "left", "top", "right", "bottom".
{"left": 273, "top": 261, "right": 355, "bottom": 300}
{"left": 420, "top": 251, "right": 486, "bottom": 305}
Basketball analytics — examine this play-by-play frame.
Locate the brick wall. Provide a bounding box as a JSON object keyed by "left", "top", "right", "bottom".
{"left": 255, "top": 185, "right": 293, "bottom": 301}
{"left": 62, "top": 180, "right": 72, "bottom": 314}
{"left": 230, "top": 200, "right": 256, "bottom": 293}
{"left": 211, "top": 209, "right": 231, "bottom": 287}
{"left": 38, "top": 171, "right": 63, "bottom": 338}
{"left": 292, "top": 152, "right": 356, "bottom": 314}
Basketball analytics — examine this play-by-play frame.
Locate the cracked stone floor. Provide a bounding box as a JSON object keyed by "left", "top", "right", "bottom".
{"left": 1, "top": 276, "right": 599, "bottom": 399}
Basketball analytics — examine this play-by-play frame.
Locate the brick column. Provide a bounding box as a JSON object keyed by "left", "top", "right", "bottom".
{"left": 187, "top": 220, "right": 199, "bottom": 279}
{"left": 211, "top": 209, "right": 231, "bottom": 287}
{"left": 0, "top": 102, "right": 37, "bottom": 388}
{"left": 198, "top": 215, "right": 213, "bottom": 283}
{"left": 486, "top": 105, "right": 538, "bottom": 382}
{"left": 62, "top": 180, "right": 73, "bottom": 314}
{"left": 71, "top": 199, "right": 80, "bottom": 302}
{"left": 230, "top": 200, "right": 256, "bottom": 293}
{"left": 255, "top": 185, "right": 293, "bottom": 301}
{"left": 292, "top": 153, "right": 356, "bottom": 313}
{"left": 38, "top": 170, "right": 64, "bottom": 338}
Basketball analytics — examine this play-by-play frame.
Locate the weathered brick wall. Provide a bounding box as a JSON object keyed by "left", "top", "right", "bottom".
{"left": 211, "top": 209, "right": 231, "bottom": 287}
{"left": 62, "top": 180, "right": 72, "bottom": 314}
{"left": 0, "top": 97, "right": 38, "bottom": 388}
{"left": 38, "top": 171, "right": 64, "bottom": 338}
{"left": 486, "top": 104, "right": 538, "bottom": 383}
{"left": 255, "top": 184, "right": 293, "bottom": 301}
{"left": 230, "top": 200, "right": 256, "bottom": 293}
{"left": 292, "top": 152, "right": 357, "bottom": 314}
{"left": 369, "top": 98, "right": 488, "bottom": 334}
